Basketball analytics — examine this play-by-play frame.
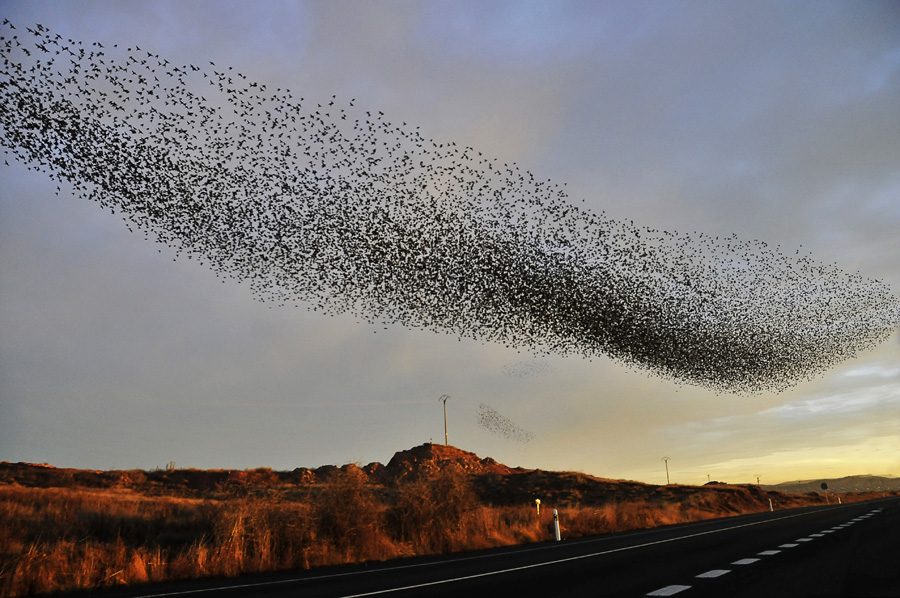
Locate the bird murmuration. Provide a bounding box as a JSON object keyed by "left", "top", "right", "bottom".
{"left": 1, "top": 21, "right": 898, "bottom": 393}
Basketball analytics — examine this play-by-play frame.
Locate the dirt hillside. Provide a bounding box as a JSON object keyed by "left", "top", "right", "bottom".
{"left": 2, "top": 443, "right": 891, "bottom": 513}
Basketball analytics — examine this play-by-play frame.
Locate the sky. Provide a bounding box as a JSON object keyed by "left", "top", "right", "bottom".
{"left": 1, "top": 0, "right": 898, "bottom": 486}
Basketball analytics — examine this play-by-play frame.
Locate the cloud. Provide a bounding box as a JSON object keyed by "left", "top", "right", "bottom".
{"left": 842, "top": 364, "right": 900, "bottom": 379}
{"left": 761, "top": 384, "right": 900, "bottom": 419}
{"left": 654, "top": 381, "right": 900, "bottom": 481}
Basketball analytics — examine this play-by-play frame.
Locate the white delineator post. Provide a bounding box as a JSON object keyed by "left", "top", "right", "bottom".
{"left": 769, "top": 498, "right": 773, "bottom": 512}
{"left": 553, "top": 509, "right": 561, "bottom": 542}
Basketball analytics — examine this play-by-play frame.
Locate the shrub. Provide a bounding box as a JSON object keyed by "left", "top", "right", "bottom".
{"left": 314, "top": 467, "right": 395, "bottom": 563}
{"left": 389, "top": 466, "right": 478, "bottom": 553}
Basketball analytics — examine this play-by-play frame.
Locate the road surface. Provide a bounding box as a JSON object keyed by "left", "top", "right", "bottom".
{"left": 79, "top": 497, "right": 900, "bottom": 598}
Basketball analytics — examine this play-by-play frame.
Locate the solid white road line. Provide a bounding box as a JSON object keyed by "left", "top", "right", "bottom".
{"left": 647, "top": 585, "right": 692, "bottom": 596}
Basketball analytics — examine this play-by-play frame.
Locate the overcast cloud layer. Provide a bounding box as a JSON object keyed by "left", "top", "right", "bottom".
{"left": 1, "top": 0, "right": 898, "bottom": 484}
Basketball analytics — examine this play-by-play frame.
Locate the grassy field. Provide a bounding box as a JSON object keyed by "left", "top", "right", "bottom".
{"left": 1, "top": 453, "right": 892, "bottom": 597}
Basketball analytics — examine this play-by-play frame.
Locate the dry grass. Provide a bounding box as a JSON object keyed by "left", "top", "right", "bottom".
{"left": 0, "top": 474, "right": 393, "bottom": 596}
{"left": 0, "top": 468, "right": 891, "bottom": 597}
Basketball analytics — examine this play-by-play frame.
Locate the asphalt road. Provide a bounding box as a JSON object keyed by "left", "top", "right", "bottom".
{"left": 80, "top": 497, "right": 900, "bottom": 598}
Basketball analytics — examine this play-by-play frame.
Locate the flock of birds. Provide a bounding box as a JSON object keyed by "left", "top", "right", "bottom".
{"left": 477, "top": 404, "right": 534, "bottom": 444}
{"left": 502, "top": 359, "right": 555, "bottom": 379}
{"left": 2, "top": 22, "right": 898, "bottom": 393}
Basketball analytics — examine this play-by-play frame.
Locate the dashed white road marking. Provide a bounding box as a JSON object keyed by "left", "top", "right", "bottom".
{"left": 647, "top": 585, "right": 692, "bottom": 596}
{"left": 732, "top": 558, "right": 760, "bottom": 565}
{"left": 696, "top": 569, "right": 731, "bottom": 578}
{"left": 652, "top": 506, "right": 887, "bottom": 597}
{"left": 644, "top": 505, "right": 889, "bottom": 598}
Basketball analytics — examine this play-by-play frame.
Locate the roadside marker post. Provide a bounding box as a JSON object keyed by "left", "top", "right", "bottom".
{"left": 553, "top": 509, "right": 561, "bottom": 542}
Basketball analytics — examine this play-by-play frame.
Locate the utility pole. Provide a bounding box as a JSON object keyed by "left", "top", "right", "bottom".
{"left": 755, "top": 474, "right": 761, "bottom": 487}
{"left": 662, "top": 456, "right": 670, "bottom": 485}
{"left": 440, "top": 395, "right": 450, "bottom": 445}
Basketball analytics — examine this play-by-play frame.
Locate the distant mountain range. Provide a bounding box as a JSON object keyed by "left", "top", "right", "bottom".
{"left": 763, "top": 475, "right": 900, "bottom": 494}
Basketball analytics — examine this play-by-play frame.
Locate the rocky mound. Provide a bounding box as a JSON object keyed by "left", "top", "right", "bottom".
{"left": 383, "top": 443, "right": 527, "bottom": 480}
